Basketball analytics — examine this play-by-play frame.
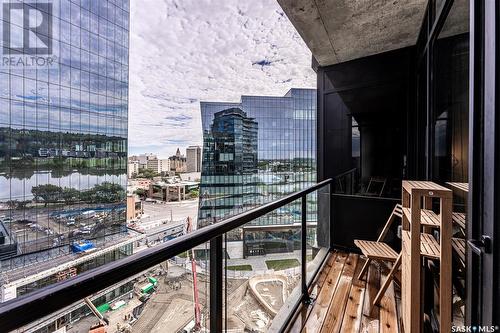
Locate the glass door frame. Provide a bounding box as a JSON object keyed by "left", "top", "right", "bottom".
{"left": 415, "top": 0, "right": 500, "bottom": 326}
{"left": 467, "top": 0, "right": 499, "bottom": 326}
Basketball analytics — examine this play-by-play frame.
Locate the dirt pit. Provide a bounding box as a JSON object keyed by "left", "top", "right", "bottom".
{"left": 255, "top": 281, "right": 285, "bottom": 312}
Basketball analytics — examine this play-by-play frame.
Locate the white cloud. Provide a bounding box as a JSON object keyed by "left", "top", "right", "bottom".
{"left": 129, "top": 0, "right": 315, "bottom": 158}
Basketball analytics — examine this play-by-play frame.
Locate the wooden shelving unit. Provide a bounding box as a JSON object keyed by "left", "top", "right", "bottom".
{"left": 446, "top": 181, "right": 468, "bottom": 322}
{"left": 401, "top": 181, "right": 452, "bottom": 333}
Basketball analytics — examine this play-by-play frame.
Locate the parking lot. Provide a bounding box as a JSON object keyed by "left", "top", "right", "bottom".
{"left": 1, "top": 203, "right": 125, "bottom": 254}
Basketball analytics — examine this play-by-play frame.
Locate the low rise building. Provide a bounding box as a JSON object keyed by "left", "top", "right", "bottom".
{"left": 128, "top": 178, "right": 152, "bottom": 190}
{"left": 178, "top": 172, "right": 201, "bottom": 182}
{"left": 148, "top": 179, "right": 199, "bottom": 202}
{"left": 0, "top": 231, "right": 144, "bottom": 303}
{"left": 127, "top": 195, "right": 143, "bottom": 221}
{"left": 129, "top": 153, "right": 157, "bottom": 169}
{"left": 128, "top": 160, "right": 140, "bottom": 178}
{"left": 146, "top": 158, "right": 171, "bottom": 175}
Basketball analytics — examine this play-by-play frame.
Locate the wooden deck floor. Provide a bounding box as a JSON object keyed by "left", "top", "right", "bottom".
{"left": 286, "top": 251, "right": 400, "bottom": 333}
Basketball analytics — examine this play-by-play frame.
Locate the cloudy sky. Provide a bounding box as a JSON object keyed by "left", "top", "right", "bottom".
{"left": 128, "top": 0, "right": 315, "bottom": 158}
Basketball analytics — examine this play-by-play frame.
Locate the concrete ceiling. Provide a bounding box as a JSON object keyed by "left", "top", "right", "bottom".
{"left": 277, "top": 0, "right": 428, "bottom": 66}
{"left": 440, "top": 0, "right": 469, "bottom": 39}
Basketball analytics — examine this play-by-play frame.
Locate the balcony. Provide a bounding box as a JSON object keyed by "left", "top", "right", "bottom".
{"left": 0, "top": 180, "right": 333, "bottom": 332}
{"left": 0, "top": 178, "right": 469, "bottom": 333}
{"left": 0, "top": 0, "right": 498, "bottom": 330}
{"left": 286, "top": 251, "right": 399, "bottom": 333}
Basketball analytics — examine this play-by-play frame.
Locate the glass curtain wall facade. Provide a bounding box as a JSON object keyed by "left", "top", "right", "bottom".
{"left": 0, "top": 0, "right": 129, "bottom": 296}
{"left": 199, "top": 89, "right": 316, "bottom": 241}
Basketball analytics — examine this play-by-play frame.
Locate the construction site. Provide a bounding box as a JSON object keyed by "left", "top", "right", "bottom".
{"left": 66, "top": 255, "right": 301, "bottom": 333}
{"left": 66, "top": 217, "right": 303, "bottom": 333}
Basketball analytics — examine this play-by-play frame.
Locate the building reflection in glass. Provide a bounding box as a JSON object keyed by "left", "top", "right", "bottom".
{"left": 199, "top": 89, "right": 316, "bottom": 248}
{"left": 0, "top": 0, "right": 131, "bottom": 301}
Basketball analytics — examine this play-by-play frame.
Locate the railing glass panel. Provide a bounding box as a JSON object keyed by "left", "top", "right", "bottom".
{"left": 11, "top": 242, "right": 211, "bottom": 333}
{"left": 222, "top": 198, "right": 302, "bottom": 332}
{"left": 0, "top": 179, "right": 333, "bottom": 333}
{"left": 306, "top": 184, "right": 330, "bottom": 286}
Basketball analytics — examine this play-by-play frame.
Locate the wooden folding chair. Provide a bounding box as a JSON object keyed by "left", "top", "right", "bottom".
{"left": 354, "top": 203, "right": 402, "bottom": 308}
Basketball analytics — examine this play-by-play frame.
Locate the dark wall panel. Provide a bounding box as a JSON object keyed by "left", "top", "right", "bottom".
{"left": 317, "top": 47, "right": 415, "bottom": 250}
{"left": 330, "top": 195, "right": 400, "bottom": 251}
{"left": 324, "top": 92, "right": 351, "bottom": 177}
{"left": 317, "top": 47, "right": 415, "bottom": 183}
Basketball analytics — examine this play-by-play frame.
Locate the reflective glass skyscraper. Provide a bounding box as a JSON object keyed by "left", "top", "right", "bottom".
{"left": 0, "top": 0, "right": 130, "bottom": 301}
{"left": 199, "top": 89, "right": 316, "bottom": 232}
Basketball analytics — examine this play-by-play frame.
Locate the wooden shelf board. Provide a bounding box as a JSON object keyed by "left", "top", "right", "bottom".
{"left": 402, "top": 207, "right": 441, "bottom": 228}
{"left": 452, "top": 212, "right": 466, "bottom": 229}
{"left": 446, "top": 182, "right": 469, "bottom": 193}
{"left": 452, "top": 238, "right": 466, "bottom": 264}
{"left": 402, "top": 207, "right": 462, "bottom": 229}
{"left": 402, "top": 181, "right": 452, "bottom": 197}
{"left": 402, "top": 231, "right": 440, "bottom": 259}
{"left": 354, "top": 240, "right": 398, "bottom": 261}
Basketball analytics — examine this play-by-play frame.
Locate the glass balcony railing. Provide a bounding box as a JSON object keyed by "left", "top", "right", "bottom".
{"left": 0, "top": 179, "right": 332, "bottom": 333}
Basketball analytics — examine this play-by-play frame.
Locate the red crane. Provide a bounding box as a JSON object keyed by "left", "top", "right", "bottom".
{"left": 185, "top": 216, "right": 202, "bottom": 331}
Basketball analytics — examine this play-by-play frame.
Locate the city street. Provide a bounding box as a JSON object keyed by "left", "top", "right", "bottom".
{"left": 136, "top": 199, "right": 199, "bottom": 228}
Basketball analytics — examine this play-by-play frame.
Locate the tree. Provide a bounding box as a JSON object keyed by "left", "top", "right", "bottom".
{"left": 137, "top": 169, "right": 159, "bottom": 179}
{"left": 83, "top": 182, "right": 125, "bottom": 204}
{"left": 134, "top": 188, "right": 147, "bottom": 199}
{"left": 6, "top": 200, "right": 31, "bottom": 209}
{"left": 31, "top": 184, "right": 63, "bottom": 206}
{"left": 188, "top": 189, "right": 199, "bottom": 198}
{"left": 61, "top": 187, "right": 79, "bottom": 205}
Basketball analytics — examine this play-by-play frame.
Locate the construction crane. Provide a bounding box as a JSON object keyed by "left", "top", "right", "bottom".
{"left": 185, "top": 216, "right": 202, "bottom": 331}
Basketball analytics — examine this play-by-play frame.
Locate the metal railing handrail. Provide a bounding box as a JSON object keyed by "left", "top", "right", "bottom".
{"left": 0, "top": 178, "right": 333, "bottom": 332}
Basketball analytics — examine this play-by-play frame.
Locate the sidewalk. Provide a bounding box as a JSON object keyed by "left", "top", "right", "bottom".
{"left": 171, "top": 250, "right": 305, "bottom": 279}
